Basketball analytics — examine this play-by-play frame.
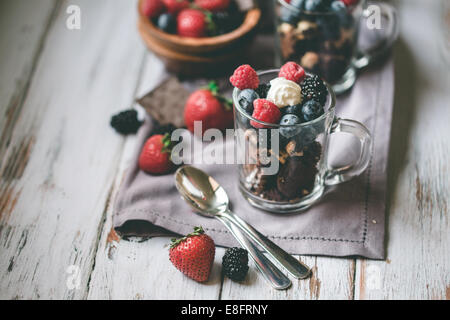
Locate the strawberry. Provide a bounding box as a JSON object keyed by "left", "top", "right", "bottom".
{"left": 138, "top": 134, "right": 173, "bottom": 174}
{"left": 184, "top": 82, "right": 233, "bottom": 135}
{"left": 177, "top": 9, "right": 207, "bottom": 38}
{"left": 169, "top": 226, "right": 216, "bottom": 282}
{"left": 163, "top": 0, "right": 190, "bottom": 14}
{"left": 141, "top": 0, "right": 165, "bottom": 18}
{"left": 251, "top": 99, "right": 281, "bottom": 128}
{"left": 194, "top": 0, "right": 230, "bottom": 12}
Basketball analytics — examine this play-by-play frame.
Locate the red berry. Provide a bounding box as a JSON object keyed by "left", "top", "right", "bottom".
{"left": 341, "top": 0, "right": 359, "bottom": 6}
{"left": 141, "top": 0, "right": 165, "bottom": 18}
{"left": 169, "top": 227, "right": 216, "bottom": 282}
{"left": 177, "top": 9, "right": 206, "bottom": 38}
{"left": 251, "top": 99, "right": 281, "bottom": 128}
{"left": 279, "top": 61, "right": 305, "bottom": 83}
{"left": 229, "top": 65, "right": 259, "bottom": 90}
{"left": 194, "top": 0, "right": 230, "bottom": 12}
{"left": 138, "top": 134, "right": 172, "bottom": 174}
{"left": 163, "top": 0, "right": 189, "bottom": 14}
{"left": 184, "top": 89, "right": 233, "bottom": 135}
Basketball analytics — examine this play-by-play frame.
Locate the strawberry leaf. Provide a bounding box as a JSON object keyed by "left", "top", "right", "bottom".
{"left": 161, "top": 133, "right": 173, "bottom": 154}
{"left": 205, "top": 81, "right": 233, "bottom": 111}
{"left": 204, "top": 10, "right": 217, "bottom": 36}
{"left": 170, "top": 226, "right": 205, "bottom": 249}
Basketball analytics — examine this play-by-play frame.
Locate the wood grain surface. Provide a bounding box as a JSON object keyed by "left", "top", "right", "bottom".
{"left": 0, "top": 0, "right": 448, "bottom": 300}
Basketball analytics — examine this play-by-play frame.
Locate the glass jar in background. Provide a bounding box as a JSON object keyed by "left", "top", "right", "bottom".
{"left": 275, "top": 0, "right": 398, "bottom": 94}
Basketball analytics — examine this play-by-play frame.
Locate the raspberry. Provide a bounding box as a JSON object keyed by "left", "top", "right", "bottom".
{"left": 251, "top": 99, "right": 281, "bottom": 128}
{"left": 229, "top": 65, "right": 259, "bottom": 90}
{"left": 279, "top": 62, "right": 306, "bottom": 83}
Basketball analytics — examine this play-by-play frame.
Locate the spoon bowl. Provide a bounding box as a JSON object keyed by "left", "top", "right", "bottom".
{"left": 175, "top": 166, "right": 229, "bottom": 217}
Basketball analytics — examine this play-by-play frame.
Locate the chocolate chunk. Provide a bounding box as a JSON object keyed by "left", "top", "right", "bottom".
{"left": 302, "top": 141, "right": 322, "bottom": 167}
{"left": 277, "top": 157, "right": 318, "bottom": 198}
{"left": 137, "top": 77, "right": 190, "bottom": 128}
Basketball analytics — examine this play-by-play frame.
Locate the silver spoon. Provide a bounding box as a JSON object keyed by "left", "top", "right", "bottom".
{"left": 175, "top": 167, "right": 311, "bottom": 283}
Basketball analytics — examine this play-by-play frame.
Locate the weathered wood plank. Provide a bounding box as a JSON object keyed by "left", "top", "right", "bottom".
{"left": 0, "top": 0, "right": 57, "bottom": 165}
{"left": 87, "top": 53, "right": 223, "bottom": 300}
{"left": 220, "top": 256, "right": 355, "bottom": 300}
{"left": 0, "top": 0, "right": 146, "bottom": 299}
{"left": 355, "top": 0, "right": 450, "bottom": 300}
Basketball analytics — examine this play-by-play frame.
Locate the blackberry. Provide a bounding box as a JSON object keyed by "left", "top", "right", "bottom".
{"left": 222, "top": 247, "right": 249, "bottom": 282}
{"left": 110, "top": 109, "right": 142, "bottom": 135}
{"left": 300, "top": 74, "right": 328, "bottom": 106}
{"left": 255, "top": 83, "right": 271, "bottom": 99}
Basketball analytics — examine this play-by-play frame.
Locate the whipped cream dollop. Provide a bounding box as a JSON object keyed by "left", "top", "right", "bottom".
{"left": 267, "top": 77, "right": 302, "bottom": 108}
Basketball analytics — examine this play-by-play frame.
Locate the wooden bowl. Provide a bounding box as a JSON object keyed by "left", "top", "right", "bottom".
{"left": 137, "top": 0, "right": 261, "bottom": 76}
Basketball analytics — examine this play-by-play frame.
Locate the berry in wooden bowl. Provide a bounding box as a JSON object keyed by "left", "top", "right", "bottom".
{"left": 137, "top": 0, "right": 261, "bottom": 76}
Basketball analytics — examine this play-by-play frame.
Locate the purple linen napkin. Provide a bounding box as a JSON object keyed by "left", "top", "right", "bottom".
{"left": 112, "top": 54, "right": 394, "bottom": 259}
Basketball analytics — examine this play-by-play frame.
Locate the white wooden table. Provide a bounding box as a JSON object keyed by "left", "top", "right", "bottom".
{"left": 0, "top": 0, "right": 448, "bottom": 300}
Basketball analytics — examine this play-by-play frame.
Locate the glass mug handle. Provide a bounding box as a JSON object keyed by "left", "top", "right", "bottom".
{"left": 325, "top": 118, "right": 372, "bottom": 186}
{"left": 352, "top": 2, "right": 399, "bottom": 70}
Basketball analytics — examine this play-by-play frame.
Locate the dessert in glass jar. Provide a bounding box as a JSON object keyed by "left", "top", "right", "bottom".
{"left": 230, "top": 63, "right": 372, "bottom": 213}
{"left": 275, "top": 0, "right": 399, "bottom": 94}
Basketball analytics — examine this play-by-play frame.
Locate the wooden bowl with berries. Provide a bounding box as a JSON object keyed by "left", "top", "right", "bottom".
{"left": 138, "top": 0, "right": 261, "bottom": 76}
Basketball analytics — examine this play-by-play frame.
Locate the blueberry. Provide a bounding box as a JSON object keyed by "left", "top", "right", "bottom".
{"left": 290, "top": 0, "right": 305, "bottom": 9}
{"left": 280, "top": 7, "right": 300, "bottom": 25}
{"left": 283, "top": 104, "right": 303, "bottom": 117}
{"left": 330, "top": 1, "right": 354, "bottom": 27}
{"left": 331, "top": 0, "right": 346, "bottom": 12}
{"left": 238, "top": 89, "right": 259, "bottom": 114}
{"left": 279, "top": 114, "right": 302, "bottom": 138}
{"left": 157, "top": 13, "right": 176, "bottom": 33}
{"left": 304, "top": 0, "right": 327, "bottom": 12}
{"left": 302, "top": 100, "right": 324, "bottom": 121}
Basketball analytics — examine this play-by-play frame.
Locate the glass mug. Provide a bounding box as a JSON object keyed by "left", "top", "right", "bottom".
{"left": 233, "top": 69, "right": 372, "bottom": 213}
{"left": 275, "top": 0, "right": 399, "bottom": 94}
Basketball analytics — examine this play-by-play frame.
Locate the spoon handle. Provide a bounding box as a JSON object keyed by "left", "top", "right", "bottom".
{"left": 216, "top": 216, "right": 291, "bottom": 290}
{"left": 221, "top": 210, "right": 311, "bottom": 279}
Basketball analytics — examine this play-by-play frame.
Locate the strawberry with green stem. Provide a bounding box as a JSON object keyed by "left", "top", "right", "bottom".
{"left": 184, "top": 81, "right": 234, "bottom": 135}
{"left": 169, "top": 226, "right": 216, "bottom": 282}
{"left": 138, "top": 133, "right": 174, "bottom": 174}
